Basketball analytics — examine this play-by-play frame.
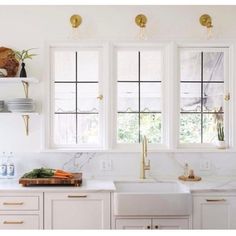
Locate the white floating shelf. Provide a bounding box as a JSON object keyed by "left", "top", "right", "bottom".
{"left": 0, "top": 77, "right": 39, "bottom": 84}
{"left": 0, "top": 112, "right": 39, "bottom": 115}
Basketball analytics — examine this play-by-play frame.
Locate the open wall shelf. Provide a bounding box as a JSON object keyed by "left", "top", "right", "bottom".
{"left": 0, "top": 77, "right": 39, "bottom": 84}
{"left": 0, "top": 77, "right": 40, "bottom": 136}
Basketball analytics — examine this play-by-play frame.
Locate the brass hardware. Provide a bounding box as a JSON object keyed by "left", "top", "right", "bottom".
{"left": 3, "top": 202, "right": 24, "bottom": 206}
{"left": 97, "top": 94, "right": 103, "bottom": 100}
{"left": 155, "top": 225, "right": 159, "bottom": 229}
{"left": 3, "top": 221, "right": 24, "bottom": 224}
{"left": 70, "top": 14, "right": 82, "bottom": 28}
{"left": 22, "top": 81, "right": 29, "bottom": 98}
{"left": 206, "top": 199, "right": 226, "bottom": 202}
{"left": 135, "top": 14, "right": 147, "bottom": 28}
{"left": 147, "top": 225, "right": 151, "bottom": 229}
{"left": 22, "top": 115, "right": 29, "bottom": 136}
{"left": 140, "top": 136, "right": 151, "bottom": 179}
{"left": 199, "top": 14, "right": 213, "bottom": 28}
{"left": 68, "top": 195, "right": 87, "bottom": 198}
{"left": 224, "top": 93, "right": 230, "bottom": 101}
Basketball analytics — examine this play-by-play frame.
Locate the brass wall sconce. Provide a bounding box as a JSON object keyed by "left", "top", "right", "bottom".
{"left": 135, "top": 14, "right": 148, "bottom": 40}
{"left": 70, "top": 14, "right": 82, "bottom": 28}
{"left": 199, "top": 14, "right": 213, "bottom": 39}
{"left": 69, "top": 14, "right": 82, "bottom": 40}
{"left": 135, "top": 14, "right": 147, "bottom": 28}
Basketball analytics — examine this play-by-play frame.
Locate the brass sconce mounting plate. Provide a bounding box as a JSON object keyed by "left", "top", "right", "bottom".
{"left": 199, "top": 14, "right": 213, "bottom": 28}
{"left": 70, "top": 14, "right": 82, "bottom": 28}
{"left": 135, "top": 14, "right": 147, "bottom": 28}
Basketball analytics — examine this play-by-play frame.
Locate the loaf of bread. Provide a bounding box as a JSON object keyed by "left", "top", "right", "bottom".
{"left": 0, "top": 47, "right": 19, "bottom": 77}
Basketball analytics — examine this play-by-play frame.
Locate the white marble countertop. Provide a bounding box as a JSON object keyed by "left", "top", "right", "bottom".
{"left": 0, "top": 179, "right": 116, "bottom": 193}
{"left": 179, "top": 176, "right": 236, "bottom": 193}
{"left": 1, "top": 176, "right": 236, "bottom": 194}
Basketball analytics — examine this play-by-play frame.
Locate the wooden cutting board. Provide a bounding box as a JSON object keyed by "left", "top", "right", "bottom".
{"left": 19, "top": 173, "right": 82, "bottom": 187}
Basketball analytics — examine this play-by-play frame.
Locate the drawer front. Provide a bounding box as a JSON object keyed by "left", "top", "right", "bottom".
{"left": 0, "top": 196, "right": 39, "bottom": 211}
{"left": 0, "top": 215, "right": 39, "bottom": 229}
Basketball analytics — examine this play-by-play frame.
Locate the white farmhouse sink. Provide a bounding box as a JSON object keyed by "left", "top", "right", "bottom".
{"left": 113, "top": 181, "right": 192, "bottom": 216}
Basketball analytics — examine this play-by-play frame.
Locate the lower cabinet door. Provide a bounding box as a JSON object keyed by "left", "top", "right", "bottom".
{"left": 152, "top": 218, "right": 189, "bottom": 229}
{"left": 0, "top": 215, "right": 39, "bottom": 229}
{"left": 193, "top": 195, "right": 236, "bottom": 229}
{"left": 44, "top": 192, "right": 110, "bottom": 229}
{"left": 116, "top": 219, "right": 152, "bottom": 230}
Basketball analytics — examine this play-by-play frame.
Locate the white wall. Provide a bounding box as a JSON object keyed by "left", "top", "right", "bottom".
{"left": 1, "top": 5, "right": 236, "bottom": 179}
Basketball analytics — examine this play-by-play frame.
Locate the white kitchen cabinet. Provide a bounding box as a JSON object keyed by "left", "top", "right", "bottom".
{"left": 116, "top": 218, "right": 151, "bottom": 230}
{"left": 0, "top": 192, "right": 43, "bottom": 230}
{"left": 0, "top": 215, "right": 39, "bottom": 230}
{"left": 193, "top": 194, "right": 236, "bottom": 229}
{"left": 115, "top": 218, "right": 189, "bottom": 230}
{"left": 44, "top": 192, "right": 111, "bottom": 229}
{"left": 152, "top": 218, "right": 189, "bottom": 229}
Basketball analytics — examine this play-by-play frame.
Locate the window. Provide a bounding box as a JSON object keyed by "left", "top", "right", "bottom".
{"left": 179, "top": 48, "right": 229, "bottom": 145}
{"left": 47, "top": 43, "right": 232, "bottom": 151}
{"left": 50, "top": 47, "right": 104, "bottom": 149}
{"left": 116, "top": 48, "right": 163, "bottom": 144}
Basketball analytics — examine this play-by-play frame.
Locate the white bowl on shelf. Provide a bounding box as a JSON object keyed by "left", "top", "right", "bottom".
{"left": 0, "top": 100, "right": 4, "bottom": 112}
{"left": 7, "top": 98, "right": 33, "bottom": 104}
{"left": 7, "top": 99, "right": 35, "bottom": 113}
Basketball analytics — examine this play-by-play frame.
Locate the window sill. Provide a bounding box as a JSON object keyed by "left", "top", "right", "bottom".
{"left": 41, "top": 147, "right": 236, "bottom": 153}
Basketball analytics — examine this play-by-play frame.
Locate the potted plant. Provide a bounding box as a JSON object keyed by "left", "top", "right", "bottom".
{"left": 217, "top": 122, "right": 226, "bottom": 149}
{"left": 14, "top": 48, "right": 37, "bottom": 77}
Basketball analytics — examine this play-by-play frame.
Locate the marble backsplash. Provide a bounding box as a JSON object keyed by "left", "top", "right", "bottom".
{"left": 6, "top": 151, "right": 236, "bottom": 180}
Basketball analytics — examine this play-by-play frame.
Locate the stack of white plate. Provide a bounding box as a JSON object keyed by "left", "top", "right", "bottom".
{"left": 7, "top": 98, "right": 35, "bottom": 113}
{"left": 0, "top": 101, "right": 4, "bottom": 112}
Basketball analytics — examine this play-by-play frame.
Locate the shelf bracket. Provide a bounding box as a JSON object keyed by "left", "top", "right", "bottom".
{"left": 22, "top": 81, "right": 29, "bottom": 98}
{"left": 22, "top": 115, "right": 29, "bottom": 136}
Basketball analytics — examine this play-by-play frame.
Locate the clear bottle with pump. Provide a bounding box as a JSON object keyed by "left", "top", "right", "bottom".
{"left": 6, "top": 152, "right": 15, "bottom": 178}
{"left": 184, "top": 162, "right": 189, "bottom": 177}
{"left": 0, "top": 152, "right": 7, "bottom": 178}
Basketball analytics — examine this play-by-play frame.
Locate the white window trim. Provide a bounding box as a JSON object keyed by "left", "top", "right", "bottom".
{"left": 172, "top": 42, "right": 234, "bottom": 150}
{"left": 43, "top": 41, "right": 109, "bottom": 151}
{"left": 110, "top": 42, "right": 171, "bottom": 151}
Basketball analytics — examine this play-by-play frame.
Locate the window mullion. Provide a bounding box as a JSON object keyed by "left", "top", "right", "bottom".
{"left": 138, "top": 51, "right": 141, "bottom": 143}
{"left": 75, "top": 51, "right": 78, "bottom": 144}
{"left": 201, "top": 51, "right": 204, "bottom": 143}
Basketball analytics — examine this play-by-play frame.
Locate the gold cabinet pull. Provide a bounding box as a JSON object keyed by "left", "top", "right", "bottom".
{"left": 68, "top": 195, "right": 87, "bottom": 198}
{"left": 97, "top": 94, "right": 103, "bottom": 100}
{"left": 3, "top": 221, "right": 24, "bottom": 224}
{"left": 206, "top": 199, "right": 226, "bottom": 202}
{"left": 3, "top": 202, "right": 24, "bottom": 206}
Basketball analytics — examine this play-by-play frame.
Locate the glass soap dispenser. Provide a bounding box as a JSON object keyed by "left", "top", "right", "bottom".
{"left": 6, "top": 152, "right": 15, "bottom": 178}
{"left": 184, "top": 162, "right": 189, "bottom": 178}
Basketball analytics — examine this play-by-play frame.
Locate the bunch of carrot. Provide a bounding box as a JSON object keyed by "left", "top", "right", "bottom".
{"left": 53, "top": 169, "right": 73, "bottom": 179}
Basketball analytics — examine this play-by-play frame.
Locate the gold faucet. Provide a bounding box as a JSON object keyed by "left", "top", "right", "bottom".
{"left": 140, "top": 136, "right": 151, "bottom": 179}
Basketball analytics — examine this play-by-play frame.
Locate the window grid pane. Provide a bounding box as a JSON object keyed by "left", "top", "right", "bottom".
{"left": 54, "top": 50, "right": 100, "bottom": 146}
{"left": 117, "top": 50, "right": 162, "bottom": 144}
{"left": 180, "top": 50, "right": 224, "bottom": 144}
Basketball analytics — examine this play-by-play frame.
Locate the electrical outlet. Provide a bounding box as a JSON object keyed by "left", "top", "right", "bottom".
{"left": 100, "top": 159, "right": 113, "bottom": 171}
{"left": 200, "top": 160, "right": 211, "bottom": 171}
